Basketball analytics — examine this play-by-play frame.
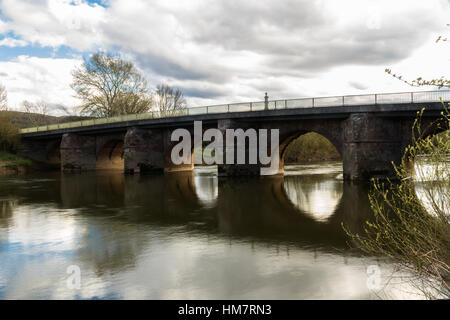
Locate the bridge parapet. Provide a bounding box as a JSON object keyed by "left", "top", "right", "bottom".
{"left": 19, "top": 90, "right": 450, "bottom": 135}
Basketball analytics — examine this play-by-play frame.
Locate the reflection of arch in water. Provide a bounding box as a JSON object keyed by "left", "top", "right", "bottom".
{"left": 0, "top": 198, "right": 18, "bottom": 228}
{"left": 283, "top": 175, "right": 343, "bottom": 222}
{"left": 193, "top": 167, "right": 218, "bottom": 208}
{"left": 216, "top": 175, "right": 372, "bottom": 247}
{"left": 165, "top": 170, "right": 219, "bottom": 209}
{"left": 165, "top": 171, "right": 197, "bottom": 207}
{"left": 278, "top": 130, "right": 342, "bottom": 174}
{"left": 60, "top": 172, "right": 125, "bottom": 208}
{"left": 60, "top": 169, "right": 217, "bottom": 213}
{"left": 123, "top": 170, "right": 218, "bottom": 223}
{"left": 96, "top": 139, "right": 124, "bottom": 170}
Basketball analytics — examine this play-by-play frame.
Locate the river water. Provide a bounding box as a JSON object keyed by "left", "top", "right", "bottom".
{"left": 0, "top": 162, "right": 425, "bottom": 299}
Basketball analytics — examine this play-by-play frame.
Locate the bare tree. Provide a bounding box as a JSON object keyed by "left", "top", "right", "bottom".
{"left": 153, "top": 83, "right": 186, "bottom": 115}
{"left": 0, "top": 83, "right": 8, "bottom": 111}
{"left": 53, "top": 104, "right": 74, "bottom": 116}
{"left": 71, "top": 52, "right": 153, "bottom": 117}
{"left": 22, "top": 100, "right": 50, "bottom": 126}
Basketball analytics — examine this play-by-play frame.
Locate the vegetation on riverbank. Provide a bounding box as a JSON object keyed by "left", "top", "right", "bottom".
{"left": 0, "top": 151, "right": 31, "bottom": 173}
{"left": 284, "top": 132, "right": 341, "bottom": 163}
{"left": 0, "top": 112, "right": 20, "bottom": 152}
{"left": 0, "top": 112, "right": 32, "bottom": 174}
{"left": 343, "top": 107, "right": 450, "bottom": 299}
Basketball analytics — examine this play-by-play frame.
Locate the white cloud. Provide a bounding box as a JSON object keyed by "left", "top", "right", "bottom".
{"left": 0, "top": 18, "right": 8, "bottom": 34}
{"left": 1, "top": 0, "right": 450, "bottom": 110}
{"left": 0, "top": 0, "right": 106, "bottom": 50}
{"left": 0, "top": 37, "right": 28, "bottom": 47}
{"left": 0, "top": 55, "right": 81, "bottom": 112}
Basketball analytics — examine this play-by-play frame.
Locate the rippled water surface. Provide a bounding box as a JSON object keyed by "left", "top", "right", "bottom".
{"left": 0, "top": 162, "right": 424, "bottom": 299}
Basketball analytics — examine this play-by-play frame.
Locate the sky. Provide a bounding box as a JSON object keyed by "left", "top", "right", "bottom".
{"left": 0, "top": 0, "right": 450, "bottom": 115}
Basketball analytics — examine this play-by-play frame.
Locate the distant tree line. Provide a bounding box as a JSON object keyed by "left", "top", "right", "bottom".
{"left": 284, "top": 132, "right": 340, "bottom": 163}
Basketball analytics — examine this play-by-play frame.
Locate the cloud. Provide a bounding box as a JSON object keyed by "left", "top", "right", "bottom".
{"left": 0, "top": 18, "right": 8, "bottom": 34}
{"left": 348, "top": 81, "right": 369, "bottom": 91}
{"left": 0, "top": 0, "right": 106, "bottom": 50}
{"left": 0, "top": 0, "right": 450, "bottom": 109}
{"left": 0, "top": 55, "right": 81, "bottom": 112}
{"left": 0, "top": 37, "right": 28, "bottom": 47}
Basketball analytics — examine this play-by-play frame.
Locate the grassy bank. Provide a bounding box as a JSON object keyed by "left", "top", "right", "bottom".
{"left": 0, "top": 151, "right": 32, "bottom": 173}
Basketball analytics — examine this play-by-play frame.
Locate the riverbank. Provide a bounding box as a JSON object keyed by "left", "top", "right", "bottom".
{"left": 0, "top": 151, "right": 32, "bottom": 174}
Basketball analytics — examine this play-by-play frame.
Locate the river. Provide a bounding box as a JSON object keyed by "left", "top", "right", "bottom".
{"left": 0, "top": 162, "right": 425, "bottom": 299}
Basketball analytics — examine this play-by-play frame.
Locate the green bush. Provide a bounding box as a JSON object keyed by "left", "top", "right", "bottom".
{"left": 4, "top": 159, "right": 32, "bottom": 169}
{"left": 343, "top": 107, "right": 450, "bottom": 299}
{"left": 0, "top": 151, "right": 21, "bottom": 161}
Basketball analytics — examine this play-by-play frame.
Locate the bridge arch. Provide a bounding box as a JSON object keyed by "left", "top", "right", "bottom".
{"left": 278, "top": 130, "right": 342, "bottom": 173}
{"left": 46, "top": 139, "right": 61, "bottom": 168}
{"left": 96, "top": 139, "right": 124, "bottom": 170}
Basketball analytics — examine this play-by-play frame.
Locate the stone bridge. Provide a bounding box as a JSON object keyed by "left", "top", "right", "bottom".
{"left": 18, "top": 91, "right": 448, "bottom": 180}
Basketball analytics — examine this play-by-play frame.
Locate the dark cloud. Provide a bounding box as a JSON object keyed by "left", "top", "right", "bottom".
{"left": 186, "top": 0, "right": 325, "bottom": 51}
{"left": 133, "top": 53, "right": 212, "bottom": 81}
{"left": 348, "top": 81, "right": 369, "bottom": 91}
{"left": 182, "top": 2, "right": 438, "bottom": 75}
{"left": 178, "top": 85, "right": 228, "bottom": 99}
{"left": 99, "top": 0, "right": 445, "bottom": 99}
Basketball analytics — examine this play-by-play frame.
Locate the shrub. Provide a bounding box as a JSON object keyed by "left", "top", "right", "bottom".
{"left": 343, "top": 107, "right": 450, "bottom": 299}
{"left": 0, "top": 112, "right": 20, "bottom": 152}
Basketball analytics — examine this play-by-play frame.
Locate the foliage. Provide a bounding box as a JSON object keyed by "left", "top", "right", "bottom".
{"left": 343, "top": 106, "right": 450, "bottom": 299}
{"left": 71, "top": 52, "right": 153, "bottom": 117}
{"left": 0, "top": 150, "right": 20, "bottom": 161}
{"left": 385, "top": 69, "right": 450, "bottom": 88}
{"left": 284, "top": 132, "right": 340, "bottom": 163}
{"left": 4, "top": 159, "right": 32, "bottom": 169}
{"left": 0, "top": 112, "right": 20, "bottom": 152}
{"left": 343, "top": 29, "right": 450, "bottom": 299}
{"left": 0, "top": 151, "right": 31, "bottom": 170}
{"left": 385, "top": 33, "right": 450, "bottom": 89}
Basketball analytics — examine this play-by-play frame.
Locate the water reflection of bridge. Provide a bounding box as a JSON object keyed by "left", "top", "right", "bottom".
{"left": 0, "top": 168, "right": 372, "bottom": 248}
{"left": 0, "top": 167, "right": 430, "bottom": 299}
{"left": 0, "top": 169, "right": 377, "bottom": 298}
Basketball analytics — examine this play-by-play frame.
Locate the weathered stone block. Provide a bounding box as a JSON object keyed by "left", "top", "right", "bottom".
{"left": 124, "top": 127, "right": 165, "bottom": 173}
{"left": 60, "top": 133, "right": 96, "bottom": 172}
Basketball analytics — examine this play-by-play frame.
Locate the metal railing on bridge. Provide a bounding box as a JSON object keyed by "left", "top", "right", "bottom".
{"left": 20, "top": 90, "right": 450, "bottom": 134}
